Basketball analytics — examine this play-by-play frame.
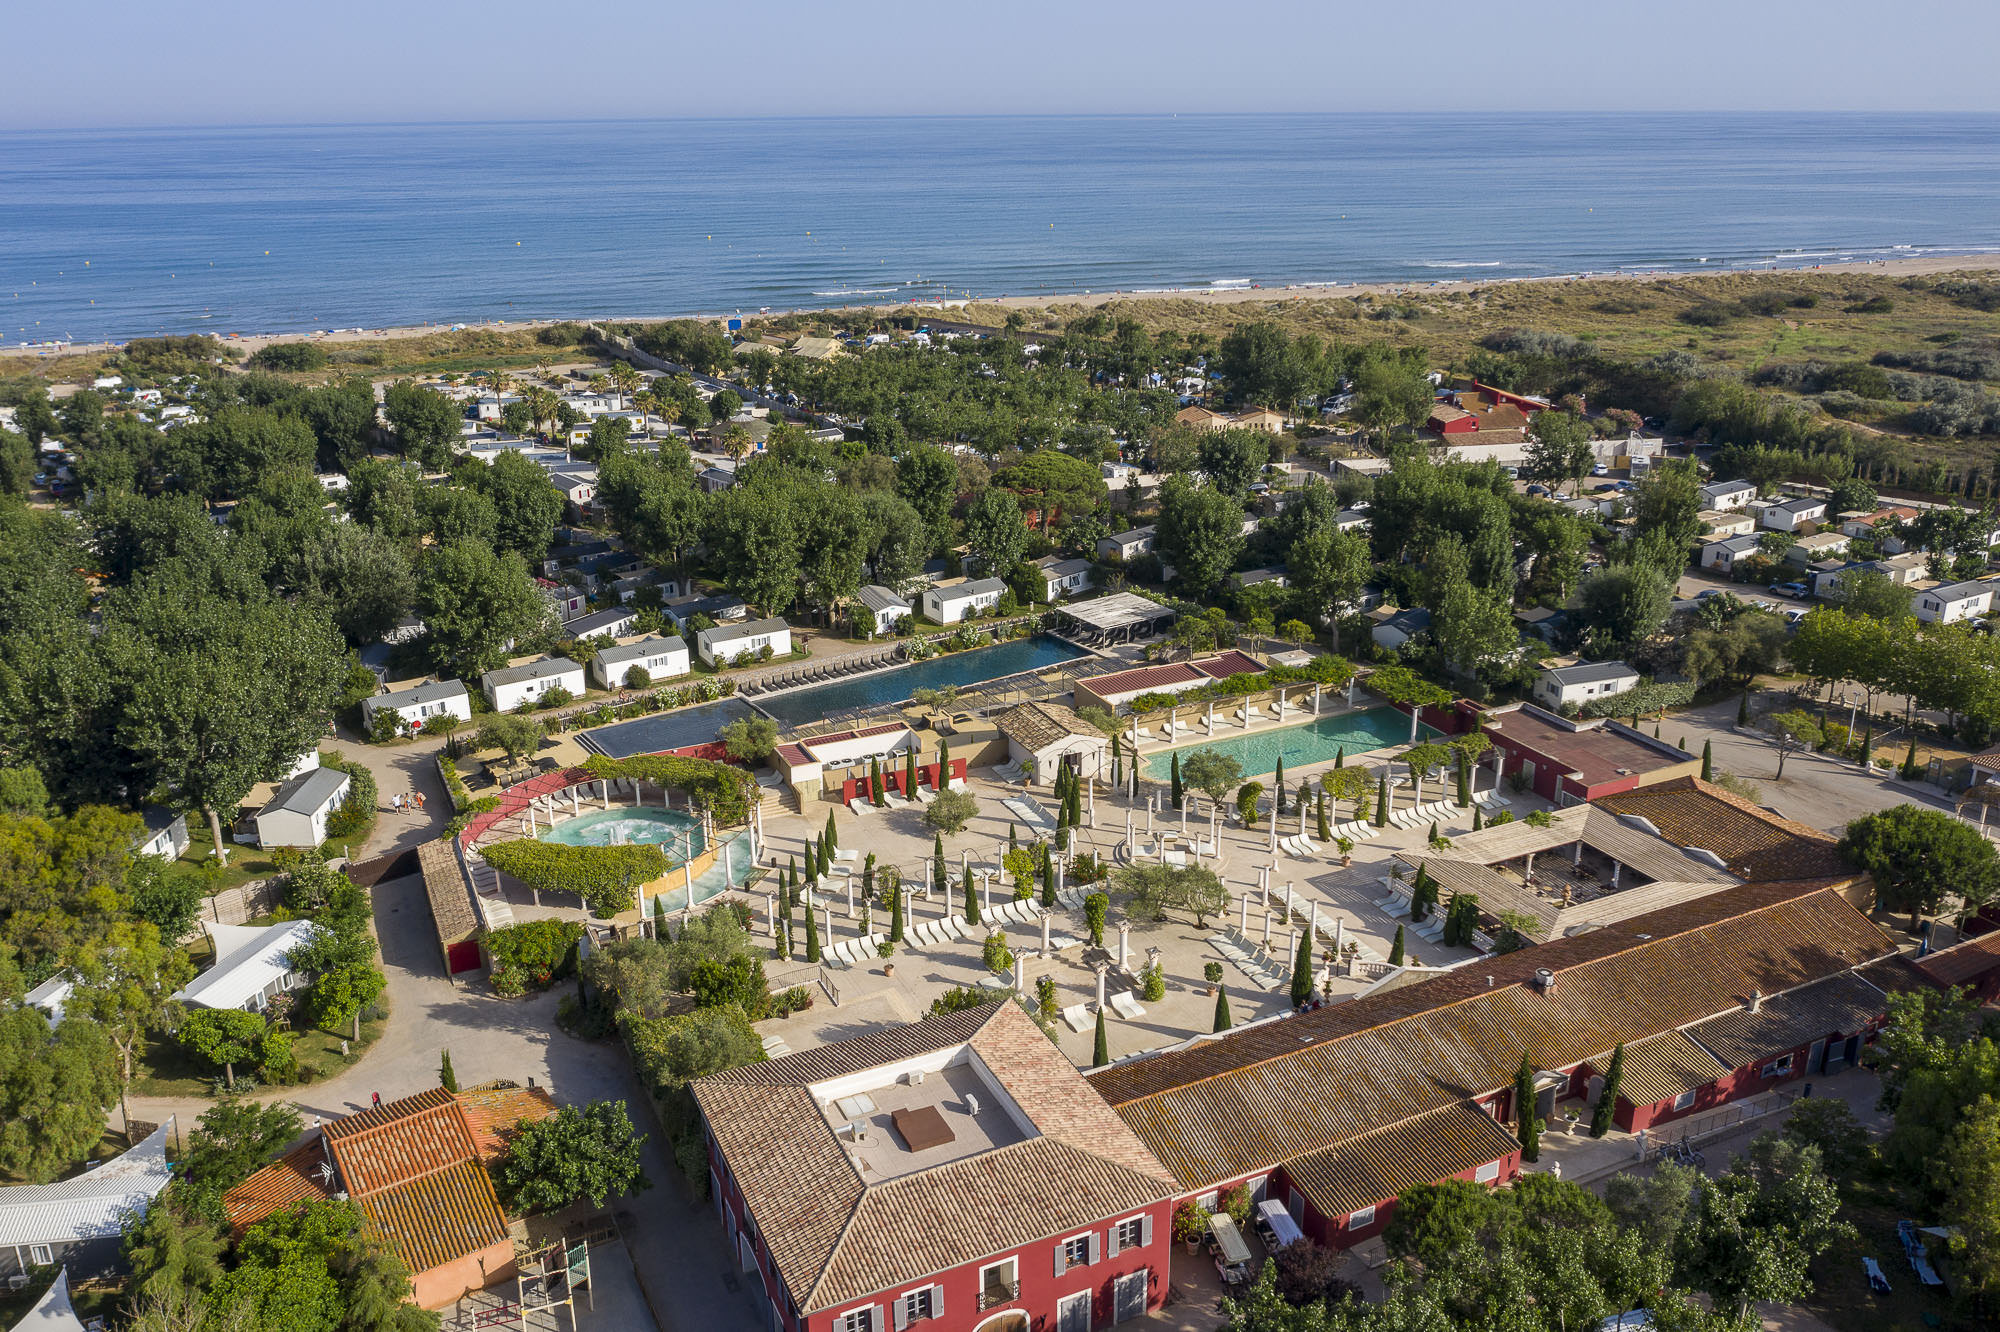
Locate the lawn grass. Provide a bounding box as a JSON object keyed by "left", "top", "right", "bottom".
{"left": 172, "top": 825, "right": 281, "bottom": 894}
{"left": 1803, "top": 1158, "right": 1980, "bottom": 1332}
{"left": 131, "top": 1007, "right": 388, "bottom": 1100}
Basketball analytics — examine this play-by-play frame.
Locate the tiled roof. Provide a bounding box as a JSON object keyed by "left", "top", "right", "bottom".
{"left": 1686, "top": 969, "right": 1901, "bottom": 1068}
{"left": 224, "top": 1140, "right": 332, "bottom": 1232}
{"left": 693, "top": 1001, "right": 1174, "bottom": 1313}
{"left": 1089, "top": 882, "right": 1892, "bottom": 1192}
{"left": 995, "top": 701, "right": 1099, "bottom": 754}
{"left": 358, "top": 1158, "right": 510, "bottom": 1274}
{"left": 456, "top": 1082, "right": 560, "bottom": 1160}
{"left": 1077, "top": 661, "right": 1207, "bottom": 696}
{"left": 419, "top": 839, "right": 478, "bottom": 945}
{"left": 1914, "top": 931, "right": 2000, "bottom": 988}
{"left": 1282, "top": 1101, "right": 1520, "bottom": 1219}
{"left": 324, "top": 1088, "right": 479, "bottom": 1194}
{"left": 1593, "top": 777, "right": 1848, "bottom": 881}
{"left": 1614, "top": 1030, "right": 1729, "bottom": 1107}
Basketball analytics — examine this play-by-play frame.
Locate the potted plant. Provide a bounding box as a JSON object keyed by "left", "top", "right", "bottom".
{"left": 1336, "top": 836, "right": 1355, "bottom": 867}
{"left": 1203, "top": 961, "right": 1224, "bottom": 995}
{"left": 1173, "top": 1199, "right": 1207, "bottom": 1254}
{"left": 877, "top": 940, "right": 895, "bottom": 960}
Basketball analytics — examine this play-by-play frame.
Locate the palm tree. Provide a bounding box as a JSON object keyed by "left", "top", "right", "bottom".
{"left": 586, "top": 372, "right": 609, "bottom": 399}
{"left": 722, "top": 424, "right": 753, "bottom": 464}
{"left": 608, "top": 361, "right": 640, "bottom": 411}
{"left": 656, "top": 399, "right": 682, "bottom": 435}
{"left": 631, "top": 390, "right": 657, "bottom": 435}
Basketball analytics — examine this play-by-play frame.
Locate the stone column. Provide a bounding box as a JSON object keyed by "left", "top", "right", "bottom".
{"left": 1314, "top": 682, "right": 1323, "bottom": 713}
{"left": 1095, "top": 964, "right": 1108, "bottom": 1013}
{"left": 944, "top": 876, "right": 953, "bottom": 919}
{"left": 961, "top": 849, "right": 969, "bottom": 882}
{"left": 1525, "top": 851, "right": 1535, "bottom": 881}
{"left": 1015, "top": 952, "right": 1028, "bottom": 996}
{"left": 1239, "top": 893, "right": 1249, "bottom": 935}
{"left": 1182, "top": 801, "right": 1190, "bottom": 836}
{"left": 1042, "top": 913, "right": 1052, "bottom": 951}
{"left": 804, "top": 883, "right": 814, "bottom": 912}
{"left": 684, "top": 859, "right": 694, "bottom": 907}
{"left": 766, "top": 893, "right": 777, "bottom": 939}
{"left": 1054, "top": 860, "right": 1065, "bottom": 896}
{"left": 824, "top": 905, "right": 834, "bottom": 948}
{"left": 1146, "top": 802, "right": 1154, "bottom": 835}
{"left": 981, "top": 873, "right": 992, "bottom": 918}
{"left": 1334, "top": 917, "right": 1346, "bottom": 956}
{"left": 600, "top": 779, "right": 609, "bottom": 808}
{"left": 1126, "top": 812, "right": 1135, "bottom": 855}
{"left": 845, "top": 880, "right": 855, "bottom": 918}
{"left": 1611, "top": 862, "right": 1622, "bottom": 888}
{"left": 1307, "top": 900, "right": 1318, "bottom": 942}
{"left": 1268, "top": 804, "right": 1279, "bottom": 855}
{"left": 1299, "top": 802, "right": 1308, "bottom": 838}
{"left": 1261, "top": 908, "right": 1272, "bottom": 948}
{"left": 1207, "top": 701, "right": 1215, "bottom": 734}
{"left": 1087, "top": 777, "right": 1096, "bottom": 827}
{"left": 1346, "top": 678, "right": 1356, "bottom": 706}
{"left": 1118, "top": 923, "right": 1130, "bottom": 972}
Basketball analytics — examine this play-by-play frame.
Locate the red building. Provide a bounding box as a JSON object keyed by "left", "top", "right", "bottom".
{"left": 1087, "top": 879, "right": 1917, "bottom": 1253}
{"left": 1479, "top": 703, "right": 1699, "bottom": 805}
{"left": 694, "top": 1000, "right": 1176, "bottom": 1332}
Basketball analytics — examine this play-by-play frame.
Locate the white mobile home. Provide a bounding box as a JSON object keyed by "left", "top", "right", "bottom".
{"left": 1535, "top": 660, "right": 1640, "bottom": 711}
{"left": 1915, "top": 580, "right": 1993, "bottom": 625}
{"left": 697, "top": 617, "right": 792, "bottom": 667}
{"left": 921, "top": 578, "right": 1006, "bottom": 624}
{"left": 175, "top": 919, "right": 320, "bottom": 1011}
{"left": 481, "top": 656, "right": 587, "bottom": 712}
{"left": 592, "top": 636, "right": 691, "bottom": 689}
{"left": 360, "top": 679, "right": 472, "bottom": 735}
{"left": 254, "top": 767, "right": 351, "bottom": 849}
{"left": 851, "top": 585, "right": 912, "bottom": 636}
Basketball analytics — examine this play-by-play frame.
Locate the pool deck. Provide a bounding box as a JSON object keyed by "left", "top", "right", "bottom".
{"left": 1134, "top": 698, "right": 1429, "bottom": 783}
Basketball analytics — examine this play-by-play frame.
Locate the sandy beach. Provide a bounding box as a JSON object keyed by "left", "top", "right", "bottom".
{"left": 8, "top": 251, "right": 1999, "bottom": 361}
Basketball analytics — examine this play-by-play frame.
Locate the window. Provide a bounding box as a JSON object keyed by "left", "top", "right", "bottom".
{"left": 1762, "top": 1053, "right": 1795, "bottom": 1079}
{"left": 836, "top": 1309, "right": 873, "bottom": 1332}
{"left": 898, "top": 1287, "right": 934, "bottom": 1324}
{"left": 1474, "top": 1160, "right": 1501, "bottom": 1184}
{"left": 1347, "top": 1205, "right": 1376, "bottom": 1230}
{"left": 1113, "top": 1216, "right": 1146, "bottom": 1252}
{"left": 1196, "top": 1191, "right": 1220, "bottom": 1212}
{"left": 979, "top": 1257, "right": 1018, "bottom": 1311}
{"left": 1674, "top": 1089, "right": 1698, "bottom": 1111}
{"left": 1061, "top": 1234, "right": 1092, "bottom": 1268}
{"left": 28, "top": 1244, "right": 52, "bottom": 1266}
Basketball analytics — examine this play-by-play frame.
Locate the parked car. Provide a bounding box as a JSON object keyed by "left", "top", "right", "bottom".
{"left": 1526, "top": 484, "right": 1550, "bottom": 497}
{"left": 1591, "top": 464, "right": 1610, "bottom": 477}
{"left": 1769, "top": 581, "right": 1810, "bottom": 598}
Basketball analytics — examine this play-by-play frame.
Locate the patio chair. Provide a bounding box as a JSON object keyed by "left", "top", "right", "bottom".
{"left": 1109, "top": 990, "right": 1147, "bottom": 1020}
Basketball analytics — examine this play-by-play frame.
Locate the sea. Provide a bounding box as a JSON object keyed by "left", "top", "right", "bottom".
{"left": 4, "top": 113, "right": 1999, "bottom": 345}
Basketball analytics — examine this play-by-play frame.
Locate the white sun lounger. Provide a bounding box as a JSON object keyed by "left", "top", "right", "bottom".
{"left": 1109, "top": 991, "right": 1147, "bottom": 1020}
{"left": 1063, "top": 1003, "right": 1093, "bottom": 1033}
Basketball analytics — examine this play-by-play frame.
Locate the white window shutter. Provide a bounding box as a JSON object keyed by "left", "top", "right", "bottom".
{"left": 868, "top": 1306, "right": 882, "bottom": 1332}
{"left": 893, "top": 1297, "right": 909, "bottom": 1332}
{"left": 1140, "top": 1213, "right": 1154, "bottom": 1248}
{"left": 931, "top": 1284, "right": 944, "bottom": 1319}
{"left": 1055, "top": 1243, "right": 1068, "bottom": 1277}
{"left": 1088, "top": 1231, "right": 1102, "bottom": 1265}
{"left": 1107, "top": 1225, "right": 1122, "bottom": 1259}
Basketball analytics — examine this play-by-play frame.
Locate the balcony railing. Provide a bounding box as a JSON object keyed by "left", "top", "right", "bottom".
{"left": 978, "top": 1278, "right": 1020, "bottom": 1311}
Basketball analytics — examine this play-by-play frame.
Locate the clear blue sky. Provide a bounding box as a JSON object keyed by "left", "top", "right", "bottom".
{"left": 9, "top": 0, "right": 1999, "bottom": 129}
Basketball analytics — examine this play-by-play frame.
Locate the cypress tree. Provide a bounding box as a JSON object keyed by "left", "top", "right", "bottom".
{"left": 870, "top": 757, "right": 886, "bottom": 807}
{"left": 1514, "top": 1054, "right": 1541, "bottom": 1163}
{"left": 1455, "top": 751, "right": 1469, "bottom": 807}
{"left": 1374, "top": 774, "right": 1389, "bottom": 827}
{"left": 1737, "top": 691, "right": 1750, "bottom": 726}
{"left": 1388, "top": 925, "right": 1405, "bottom": 967}
{"left": 1653, "top": 722, "right": 1661, "bottom": 739}
{"left": 804, "top": 901, "right": 821, "bottom": 963}
{"left": 1170, "top": 751, "right": 1184, "bottom": 809}
{"left": 1427, "top": 820, "right": 1439, "bottom": 845}
{"left": 1410, "top": 866, "right": 1435, "bottom": 922}
{"left": 1275, "top": 756, "right": 1287, "bottom": 812}
{"left": 964, "top": 866, "right": 980, "bottom": 925}
{"left": 1335, "top": 746, "right": 1345, "bottom": 767}
{"left": 1213, "top": 988, "right": 1232, "bottom": 1033}
{"left": 1009, "top": 823, "right": 1018, "bottom": 852}
{"left": 1700, "top": 739, "right": 1714, "bottom": 781}
{"left": 1038, "top": 843, "right": 1054, "bottom": 907}
{"left": 889, "top": 880, "right": 905, "bottom": 943}
{"left": 1677, "top": 736, "right": 1687, "bottom": 752}
{"left": 932, "top": 833, "right": 946, "bottom": 893}
{"left": 439, "top": 1049, "right": 457, "bottom": 1093}
{"left": 939, "top": 738, "right": 952, "bottom": 789}
{"left": 1093, "top": 1008, "right": 1109, "bottom": 1067}
{"left": 824, "top": 811, "right": 838, "bottom": 855}
{"left": 1589, "top": 1042, "right": 1624, "bottom": 1138}
{"left": 1297, "top": 781, "right": 1310, "bottom": 822}
{"left": 786, "top": 856, "right": 799, "bottom": 909}
{"left": 1289, "top": 928, "right": 1314, "bottom": 1008}
{"left": 1316, "top": 791, "right": 1330, "bottom": 842}
{"left": 1903, "top": 734, "right": 1920, "bottom": 779}
{"left": 862, "top": 853, "right": 875, "bottom": 903}
{"left": 1472, "top": 805, "right": 1484, "bottom": 831}
{"left": 905, "top": 745, "right": 919, "bottom": 796}
{"left": 1859, "top": 724, "right": 1873, "bottom": 768}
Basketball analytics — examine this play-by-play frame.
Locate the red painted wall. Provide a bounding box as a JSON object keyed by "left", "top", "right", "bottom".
{"left": 839, "top": 759, "right": 968, "bottom": 805}
{"left": 1315, "top": 1150, "right": 1523, "bottom": 1250}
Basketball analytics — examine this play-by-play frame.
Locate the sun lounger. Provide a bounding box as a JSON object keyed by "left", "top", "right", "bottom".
{"left": 834, "top": 849, "right": 858, "bottom": 863}
{"left": 1863, "top": 1256, "right": 1891, "bottom": 1294}
{"left": 1062, "top": 1003, "right": 1093, "bottom": 1034}
{"left": 1109, "top": 991, "right": 1147, "bottom": 1020}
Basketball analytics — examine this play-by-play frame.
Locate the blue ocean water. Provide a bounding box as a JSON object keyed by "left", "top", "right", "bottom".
{"left": 4, "top": 113, "right": 1999, "bottom": 344}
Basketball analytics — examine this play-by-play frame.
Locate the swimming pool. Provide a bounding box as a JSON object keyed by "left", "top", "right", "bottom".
{"left": 539, "top": 805, "right": 704, "bottom": 849}
{"left": 755, "top": 635, "right": 1093, "bottom": 727}
{"left": 1141, "top": 706, "right": 1435, "bottom": 782}
{"left": 580, "top": 698, "right": 755, "bottom": 760}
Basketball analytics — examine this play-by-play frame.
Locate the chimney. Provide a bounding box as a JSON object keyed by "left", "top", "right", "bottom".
{"left": 1748, "top": 990, "right": 1763, "bottom": 1013}
{"left": 1534, "top": 967, "right": 1557, "bottom": 995}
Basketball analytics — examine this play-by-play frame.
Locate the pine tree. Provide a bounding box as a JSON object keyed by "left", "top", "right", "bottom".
{"left": 1388, "top": 926, "right": 1405, "bottom": 967}
{"left": 1170, "top": 751, "right": 1184, "bottom": 809}
{"left": 1374, "top": 774, "right": 1388, "bottom": 827}
{"left": 439, "top": 1049, "right": 457, "bottom": 1093}
{"left": 932, "top": 833, "right": 946, "bottom": 893}
{"left": 1700, "top": 739, "right": 1714, "bottom": 781}
{"left": 804, "top": 902, "right": 821, "bottom": 963}
{"left": 964, "top": 866, "right": 980, "bottom": 925}
{"left": 1213, "top": 988, "right": 1232, "bottom": 1033}
{"left": 1093, "top": 1008, "right": 1109, "bottom": 1067}
{"left": 1589, "top": 1042, "right": 1624, "bottom": 1138}
{"left": 1514, "top": 1054, "right": 1541, "bottom": 1163}
{"left": 1455, "top": 751, "right": 1470, "bottom": 807}
{"left": 1289, "top": 929, "right": 1314, "bottom": 1008}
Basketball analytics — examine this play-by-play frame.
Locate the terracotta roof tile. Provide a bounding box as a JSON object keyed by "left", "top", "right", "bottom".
{"left": 1914, "top": 931, "right": 2000, "bottom": 988}
{"left": 1283, "top": 1102, "right": 1521, "bottom": 1219}
{"left": 358, "top": 1158, "right": 510, "bottom": 1274}
{"left": 456, "top": 1083, "right": 560, "bottom": 1161}
{"left": 1614, "top": 1030, "right": 1730, "bottom": 1107}
{"left": 326, "top": 1090, "right": 482, "bottom": 1196}
{"left": 1594, "top": 777, "right": 1847, "bottom": 881}
{"left": 225, "top": 1140, "right": 334, "bottom": 1233}
{"left": 994, "top": 701, "right": 1098, "bottom": 754}
{"left": 1687, "top": 969, "right": 1899, "bottom": 1068}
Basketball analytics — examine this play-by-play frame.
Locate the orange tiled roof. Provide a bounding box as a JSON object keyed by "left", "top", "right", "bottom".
{"left": 359, "top": 1157, "right": 511, "bottom": 1274}
{"left": 457, "top": 1083, "right": 560, "bottom": 1161}
{"left": 1914, "top": 931, "right": 2000, "bottom": 989}
{"left": 224, "top": 1139, "right": 334, "bottom": 1232}
{"left": 1594, "top": 776, "right": 1848, "bottom": 881}
{"left": 326, "top": 1088, "right": 482, "bottom": 1196}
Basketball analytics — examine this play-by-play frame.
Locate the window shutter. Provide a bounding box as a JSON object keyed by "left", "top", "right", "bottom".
{"left": 868, "top": 1306, "right": 883, "bottom": 1332}
{"left": 1054, "top": 1242, "right": 1068, "bottom": 1277}
{"left": 930, "top": 1284, "right": 944, "bottom": 1319}
{"left": 1088, "top": 1231, "right": 1102, "bottom": 1265}
{"left": 1140, "top": 1213, "right": 1154, "bottom": 1248}
{"left": 893, "top": 1297, "right": 909, "bottom": 1332}
{"left": 1107, "top": 1224, "right": 1122, "bottom": 1259}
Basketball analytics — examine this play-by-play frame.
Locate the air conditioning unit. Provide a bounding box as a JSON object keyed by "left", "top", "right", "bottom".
{"left": 909, "top": 1069, "right": 925, "bottom": 1086}
{"left": 964, "top": 1093, "right": 982, "bottom": 1116}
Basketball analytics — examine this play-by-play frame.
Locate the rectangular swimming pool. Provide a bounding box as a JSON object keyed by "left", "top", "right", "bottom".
{"left": 755, "top": 635, "right": 1094, "bottom": 727}
{"left": 1141, "top": 706, "right": 1434, "bottom": 782}
{"left": 580, "top": 699, "right": 756, "bottom": 760}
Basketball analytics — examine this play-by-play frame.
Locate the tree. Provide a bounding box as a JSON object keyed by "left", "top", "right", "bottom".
{"left": 176, "top": 1008, "right": 267, "bottom": 1090}
{"left": 995, "top": 449, "right": 1107, "bottom": 530}
{"left": 67, "top": 922, "right": 195, "bottom": 1135}
{"left": 1350, "top": 354, "right": 1435, "bottom": 434}
{"left": 1700, "top": 739, "right": 1713, "bottom": 781}
{"left": 924, "top": 788, "right": 978, "bottom": 835}
{"left": 1180, "top": 748, "right": 1245, "bottom": 806}
{"left": 1576, "top": 564, "right": 1675, "bottom": 651}
{"left": 1761, "top": 709, "right": 1823, "bottom": 779}
{"left": 1944, "top": 1095, "right": 2000, "bottom": 1298}
{"left": 495, "top": 1100, "right": 650, "bottom": 1213}
{"left": 1156, "top": 473, "right": 1245, "bottom": 594}
{"left": 468, "top": 450, "right": 564, "bottom": 561}
{"left": 1114, "top": 863, "right": 1229, "bottom": 928}
{"left": 414, "top": 539, "right": 548, "bottom": 678}
{"left": 1196, "top": 430, "right": 1270, "bottom": 500}
{"left": 292, "top": 523, "right": 417, "bottom": 645}
{"left": 0, "top": 1007, "right": 120, "bottom": 1182}
{"left": 1589, "top": 1043, "right": 1624, "bottom": 1137}
{"left": 1676, "top": 1136, "right": 1851, "bottom": 1321}
{"left": 1781, "top": 1096, "right": 1868, "bottom": 1175}
{"left": 1514, "top": 1053, "right": 1541, "bottom": 1163}
{"left": 1840, "top": 803, "right": 2000, "bottom": 929}
{"left": 1235, "top": 780, "right": 1264, "bottom": 826}
{"left": 382, "top": 380, "right": 463, "bottom": 470}
{"left": 895, "top": 444, "right": 961, "bottom": 554}
{"left": 1092, "top": 1008, "right": 1109, "bottom": 1067}
{"left": 177, "top": 1097, "right": 305, "bottom": 1195}
{"left": 719, "top": 716, "right": 778, "bottom": 763}
{"left": 1388, "top": 925, "right": 1405, "bottom": 967}
{"left": 962, "top": 487, "right": 1029, "bottom": 575}
{"left": 1289, "top": 928, "right": 1313, "bottom": 1008}
{"left": 1170, "top": 751, "right": 1184, "bottom": 809}
{"left": 1213, "top": 987, "right": 1232, "bottom": 1033}
{"left": 213, "top": 1196, "right": 434, "bottom": 1332}
{"left": 1525, "top": 410, "right": 1594, "bottom": 495}
{"left": 307, "top": 959, "right": 385, "bottom": 1041}
{"left": 1382, "top": 1178, "right": 1503, "bottom": 1270}
{"left": 477, "top": 713, "right": 545, "bottom": 762}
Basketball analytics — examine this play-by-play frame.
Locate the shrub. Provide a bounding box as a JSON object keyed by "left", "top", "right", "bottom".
{"left": 623, "top": 666, "right": 651, "bottom": 689}
{"left": 929, "top": 984, "right": 991, "bottom": 1018}
{"left": 580, "top": 754, "right": 752, "bottom": 822}
{"left": 981, "top": 932, "right": 1014, "bottom": 975}
{"left": 249, "top": 342, "right": 329, "bottom": 372}
{"left": 1084, "top": 891, "right": 1108, "bottom": 946}
{"left": 1140, "top": 963, "right": 1166, "bottom": 1002}
{"left": 479, "top": 841, "right": 658, "bottom": 917}
{"left": 923, "top": 788, "right": 978, "bottom": 834}
{"left": 485, "top": 918, "right": 584, "bottom": 994}
{"left": 320, "top": 754, "right": 376, "bottom": 841}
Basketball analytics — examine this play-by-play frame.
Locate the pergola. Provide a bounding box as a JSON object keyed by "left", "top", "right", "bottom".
{"left": 1053, "top": 593, "right": 1176, "bottom": 645}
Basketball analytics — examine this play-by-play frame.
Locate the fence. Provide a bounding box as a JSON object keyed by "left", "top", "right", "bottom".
{"left": 203, "top": 878, "right": 284, "bottom": 926}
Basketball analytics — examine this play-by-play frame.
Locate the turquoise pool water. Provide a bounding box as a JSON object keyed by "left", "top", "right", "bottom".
{"left": 539, "top": 805, "right": 705, "bottom": 850}
{"left": 756, "top": 634, "right": 1093, "bottom": 726}
{"left": 1141, "top": 706, "right": 1435, "bottom": 781}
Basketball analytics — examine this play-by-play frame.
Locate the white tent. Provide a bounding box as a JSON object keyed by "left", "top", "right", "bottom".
{"left": 0, "top": 1121, "right": 175, "bottom": 1279}
{"left": 8, "top": 1269, "right": 87, "bottom": 1332}
{"left": 174, "top": 920, "right": 318, "bottom": 1011}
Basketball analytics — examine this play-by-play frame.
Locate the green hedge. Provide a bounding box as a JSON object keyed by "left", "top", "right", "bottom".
{"left": 1582, "top": 680, "right": 1698, "bottom": 719}
{"left": 579, "top": 754, "right": 752, "bottom": 823}
{"left": 479, "top": 840, "right": 660, "bottom": 917}
{"left": 321, "top": 752, "right": 377, "bottom": 842}
{"left": 1125, "top": 654, "right": 1357, "bottom": 718}
{"left": 486, "top": 918, "right": 583, "bottom": 996}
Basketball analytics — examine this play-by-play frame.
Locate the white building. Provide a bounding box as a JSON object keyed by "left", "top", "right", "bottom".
{"left": 851, "top": 585, "right": 912, "bottom": 636}
{"left": 0, "top": 1122, "right": 176, "bottom": 1280}
{"left": 922, "top": 578, "right": 1006, "bottom": 624}
{"left": 1535, "top": 660, "right": 1640, "bottom": 711}
{"left": 1756, "top": 496, "right": 1828, "bottom": 533}
{"left": 697, "top": 617, "right": 792, "bottom": 668}
{"left": 1032, "top": 556, "right": 1096, "bottom": 601}
{"left": 360, "top": 679, "right": 472, "bottom": 735}
{"left": 994, "top": 701, "right": 1110, "bottom": 785}
{"left": 254, "top": 767, "right": 351, "bottom": 849}
{"left": 175, "top": 920, "right": 320, "bottom": 1011}
{"left": 1915, "top": 580, "right": 1993, "bottom": 625}
{"left": 1698, "top": 510, "right": 1757, "bottom": 538}
{"left": 1700, "top": 480, "right": 1757, "bottom": 511}
{"left": 1096, "top": 526, "right": 1156, "bottom": 562}
{"left": 1699, "top": 535, "right": 1764, "bottom": 573}
{"left": 563, "top": 606, "right": 639, "bottom": 641}
{"left": 481, "top": 656, "right": 587, "bottom": 712}
{"left": 133, "top": 807, "right": 189, "bottom": 860}
{"left": 591, "top": 636, "right": 691, "bottom": 690}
